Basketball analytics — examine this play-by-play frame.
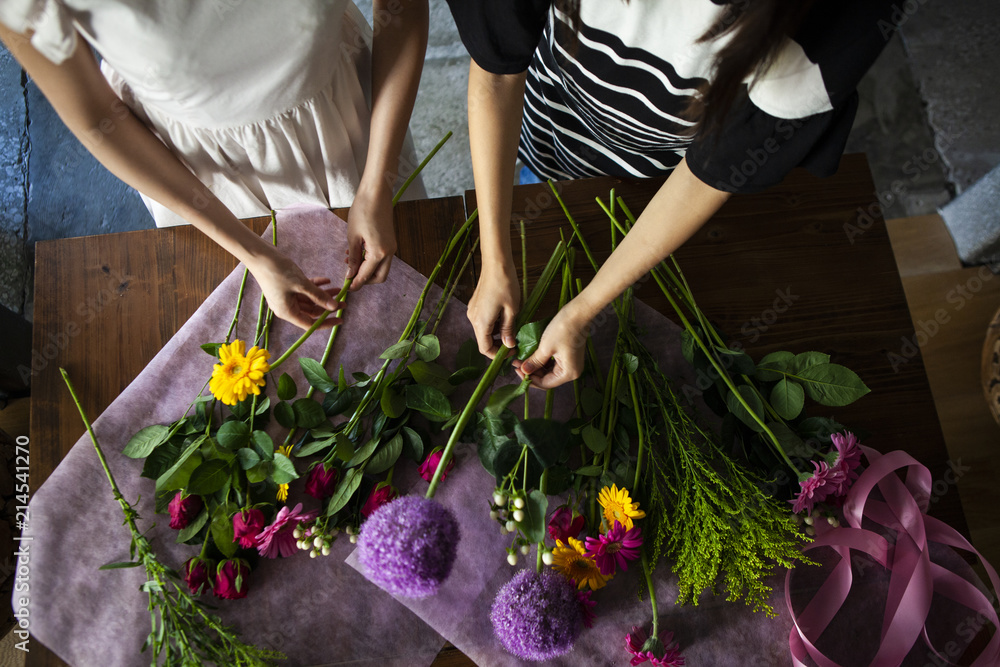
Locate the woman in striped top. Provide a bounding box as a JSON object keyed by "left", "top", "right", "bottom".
{"left": 447, "top": 0, "right": 897, "bottom": 388}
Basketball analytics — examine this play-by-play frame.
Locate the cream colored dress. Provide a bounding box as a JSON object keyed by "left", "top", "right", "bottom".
{"left": 0, "top": 0, "right": 422, "bottom": 227}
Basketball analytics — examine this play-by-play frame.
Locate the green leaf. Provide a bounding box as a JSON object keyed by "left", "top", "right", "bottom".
{"left": 352, "top": 372, "right": 372, "bottom": 386}
{"left": 367, "top": 433, "right": 403, "bottom": 475}
{"left": 200, "top": 343, "right": 222, "bottom": 358}
{"left": 521, "top": 490, "right": 548, "bottom": 543}
{"left": 574, "top": 465, "right": 603, "bottom": 477}
{"left": 725, "top": 385, "right": 766, "bottom": 433}
{"left": 516, "top": 320, "right": 546, "bottom": 361}
{"left": 99, "top": 560, "right": 142, "bottom": 570}
{"left": 346, "top": 438, "right": 379, "bottom": 468}
{"left": 338, "top": 364, "right": 348, "bottom": 392}
{"left": 457, "top": 337, "right": 487, "bottom": 370}
{"left": 323, "top": 388, "right": 354, "bottom": 417}
{"left": 714, "top": 347, "right": 756, "bottom": 376}
{"left": 141, "top": 440, "right": 181, "bottom": 480}
{"left": 122, "top": 425, "right": 170, "bottom": 459}
{"left": 211, "top": 503, "right": 238, "bottom": 558}
{"left": 680, "top": 329, "right": 695, "bottom": 365}
{"left": 790, "top": 351, "right": 830, "bottom": 374}
{"left": 176, "top": 508, "right": 209, "bottom": 543}
{"left": 797, "top": 416, "right": 844, "bottom": 441}
{"left": 770, "top": 378, "right": 805, "bottom": 421}
{"left": 380, "top": 384, "right": 406, "bottom": 419}
{"left": 621, "top": 353, "right": 639, "bottom": 375}
{"left": 409, "top": 360, "right": 456, "bottom": 396}
{"left": 249, "top": 431, "right": 274, "bottom": 461}
{"left": 325, "top": 467, "right": 364, "bottom": 517}
{"left": 300, "top": 358, "right": 337, "bottom": 393}
{"left": 580, "top": 424, "right": 608, "bottom": 454}
{"left": 246, "top": 460, "right": 273, "bottom": 484}
{"left": 405, "top": 384, "right": 452, "bottom": 422}
{"left": 277, "top": 373, "right": 297, "bottom": 401}
{"left": 797, "top": 363, "right": 870, "bottom": 406}
{"left": 292, "top": 398, "right": 327, "bottom": 429}
{"left": 768, "top": 421, "right": 810, "bottom": 458}
{"left": 236, "top": 447, "right": 260, "bottom": 470}
{"left": 580, "top": 388, "right": 603, "bottom": 417}
{"left": 216, "top": 421, "right": 250, "bottom": 451}
{"left": 755, "top": 350, "right": 794, "bottom": 382}
{"left": 295, "top": 435, "right": 336, "bottom": 458}
{"left": 380, "top": 341, "right": 412, "bottom": 360}
{"left": 155, "top": 436, "right": 206, "bottom": 492}
{"left": 485, "top": 382, "right": 527, "bottom": 416}
{"left": 415, "top": 335, "right": 441, "bottom": 362}
{"left": 334, "top": 433, "right": 355, "bottom": 462}
{"left": 274, "top": 401, "right": 295, "bottom": 429}
{"left": 271, "top": 452, "right": 300, "bottom": 485}
{"left": 400, "top": 426, "right": 425, "bottom": 462}
{"left": 187, "top": 459, "right": 232, "bottom": 496}
{"left": 448, "top": 366, "right": 481, "bottom": 386}
{"left": 514, "top": 419, "right": 571, "bottom": 469}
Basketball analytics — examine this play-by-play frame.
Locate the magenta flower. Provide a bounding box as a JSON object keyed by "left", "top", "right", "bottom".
{"left": 182, "top": 556, "right": 212, "bottom": 596}
{"left": 232, "top": 508, "right": 266, "bottom": 548}
{"left": 361, "top": 482, "right": 398, "bottom": 518}
{"left": 304, "top": 463, "right": 339, "bottom": 500}
{"left": 790, "top": 461, "right": 845, "bottom": 515}
{"left": 577, "top": 589, "right": 596, "bottom": 628}
{"left": 830, "top": 431, "right": 863, "bottom": 495}
{"left": 256, "top": 503, "right": 318, "bottom": 559}
{"left": 585, "top": 521, "right": 643, "bottom": 575}
{"left": 168, "top": 492, "right": 203, "bottom": 530}
{"left": 548, "top": 505, "right": 585, "bottom": 542}
{"left": 418, "top": 448, "right": 456, "bottom": 483}
{"left": 213, "top": 558, "right": 250, "bottom": 600}
{"left": 625, "top": 625, "right": 685, "bottom": 666}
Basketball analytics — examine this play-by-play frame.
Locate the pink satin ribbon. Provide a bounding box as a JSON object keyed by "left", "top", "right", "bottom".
{"left": 786, "top": 447, "right": 1000, "bottom": 666}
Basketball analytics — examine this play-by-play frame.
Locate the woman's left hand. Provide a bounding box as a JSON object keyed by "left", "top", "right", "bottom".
{"left": 346, "top": 183, "right": 396, "bottom": 290}
{"left": 512, "top": 301, "right": 591, "bottom": 390}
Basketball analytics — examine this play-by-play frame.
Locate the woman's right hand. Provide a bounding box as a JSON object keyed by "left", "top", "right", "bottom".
{"left": 467, "top": 259, "right": 520, "bottom": 357}
{"left": 247, "top": 250, "right": 343, "bottom": 331}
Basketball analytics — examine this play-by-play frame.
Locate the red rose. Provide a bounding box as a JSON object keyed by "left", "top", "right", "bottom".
{"left": 547, "top": 505, "right": 585, "bottom": 542}
{"left": 304, "top": 464, "right": 339, "bottom": 500}
{"left": 182, "top": 556, "right": 213, "bottom": 595}
{"left": 418, "top": 449, "right": 455, "bottom": 483}
{"left": 213, "top": 559, "right": 250, "bottom": 600}
{"left": 232, "top": 508, "right": 266, "bottom": 548}
{"left": 361, "top": 483, "right": 398, "bottom": 518}
{"left": 168, "top": 492, "right": 203, "bottom": 530}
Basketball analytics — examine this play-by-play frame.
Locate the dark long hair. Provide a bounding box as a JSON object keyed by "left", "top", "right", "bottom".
{"left": 554, "top": 0, "right": 814, "bottom": 139}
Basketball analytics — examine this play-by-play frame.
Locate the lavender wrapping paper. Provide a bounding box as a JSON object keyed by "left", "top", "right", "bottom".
{"left": 17, "top": 205, "right": 451, "bottom": 666}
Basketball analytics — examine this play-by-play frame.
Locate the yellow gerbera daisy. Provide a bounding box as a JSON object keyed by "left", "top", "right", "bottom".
{"left": 551, "top": 538, "right": 609, "bottom": 591}
{"left": 598, "top": 484, "right": 646, "bottom": 531}
{"left": 276, "top": 483, "right": 289, "bottom": 502}
{"left": 209, "top": 340, "right": 271, "bottom": 405}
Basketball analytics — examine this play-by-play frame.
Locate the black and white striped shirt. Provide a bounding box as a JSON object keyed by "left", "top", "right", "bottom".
{"left": 448, "top": 0, "right": 897, "bottom": 192}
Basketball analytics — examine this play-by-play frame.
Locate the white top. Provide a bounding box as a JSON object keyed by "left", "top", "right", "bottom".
{"left": 0, "top": 0, "right": 417, "bottom": 226}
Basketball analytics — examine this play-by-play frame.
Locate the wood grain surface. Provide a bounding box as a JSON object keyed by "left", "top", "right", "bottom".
{"left": 27, "top": 155, "right": 961, "bottom": 666}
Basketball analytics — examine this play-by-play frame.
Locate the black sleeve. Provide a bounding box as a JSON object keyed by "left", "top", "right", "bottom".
{"left": 686, "top": 0, "right": 896, "bottom": 193}
{"left": 445, "top": 0, "right": 551, "bottom": 74}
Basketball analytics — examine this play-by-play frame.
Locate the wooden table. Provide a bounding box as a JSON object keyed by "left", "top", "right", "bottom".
{"left": 28, "top": 154, "right": 963, "bottom": 666}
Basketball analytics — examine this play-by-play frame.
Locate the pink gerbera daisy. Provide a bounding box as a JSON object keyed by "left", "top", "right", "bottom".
{"left": 585, "top": 521, "right": 643, "bottom": 575}
{"left": 625, "top": 625, "right": 685, "bottom": 666}
{"left": 577, "top": 589, "right": 596, "bottom": 628}
{"left": 829, "top": 431, "right": 863, "bottom": 495}
{"left": 256, "top": 503, "right": 317, "bottom": 559}
{"left": 790, "top": 461, "right": 845, "bottom": 515}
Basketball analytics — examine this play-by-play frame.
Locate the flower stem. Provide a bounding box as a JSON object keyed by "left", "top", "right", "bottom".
{"left": 224, "top": 268, "right": 250, "bottom": 344}
{"left": 641, "top": 551, "right": 659, "bottom": 637}
{"left": 269, "top": 277, "right": 352, "bottom": 371}
{"left": 392, "top": 131, "right": 452, "bottom": 206}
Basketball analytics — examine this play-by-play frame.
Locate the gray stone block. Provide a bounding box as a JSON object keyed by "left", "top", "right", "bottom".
{"left": 0, "top": 46, "right": 28, "bottom": 315}
{"left": 941, "top": 160, "right": 1000, "bottom": 268}
{"left": 410, "top": 56, "right": 473, "bottom": 199}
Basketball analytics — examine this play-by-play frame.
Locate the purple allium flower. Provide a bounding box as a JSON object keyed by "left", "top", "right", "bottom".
{"left": 491, "top": 569, "right": 583, "bottom": 661}
{"left": 357, "top": 495, "right": 460, "bottom": 599}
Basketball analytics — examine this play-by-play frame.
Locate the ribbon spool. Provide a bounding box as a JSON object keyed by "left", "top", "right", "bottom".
{"left": 786, "top": 447, "right": 1000, "bottom": 666}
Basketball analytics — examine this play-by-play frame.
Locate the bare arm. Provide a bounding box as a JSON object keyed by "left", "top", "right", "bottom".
{"left": 516, "top": 158, "right": 732, "bottom": 388}
{"left": 465, "top": 60, "right": 527, "bottom": 356}
{"left": 346, "top": 0, "right": 429, "bottom": 289}
{"left": 0, "top": 24, "right": 341, "bottom": 330}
